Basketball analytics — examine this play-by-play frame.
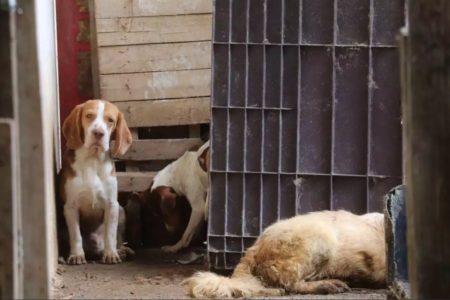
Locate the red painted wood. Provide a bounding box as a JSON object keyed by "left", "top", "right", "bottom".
{"left": 56, "top": 0, "right": 93, "bottom": 150}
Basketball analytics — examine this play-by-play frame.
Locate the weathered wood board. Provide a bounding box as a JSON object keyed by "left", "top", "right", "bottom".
{"left": 114, "top": 138, "right": 204, "bottom": 160}
{"left": 100, "top": 69, "right": 211, "bottom": 101}
{"left": 97, "top": 14, "right": 212, "bottom": 46}
{"left": 115, "top": 97, "right": 210, "bottom": 127}
{"left": 117, "top": 172, "right": 155, "bottom": 192}
{"left": 95, "top": 0, "right": 212, "bottom": 19}
{"left": 99, "top": 41, "right": 211, "bottom": 74}
{"left": 93, "top": 0, "right": 212, "bottom": 192}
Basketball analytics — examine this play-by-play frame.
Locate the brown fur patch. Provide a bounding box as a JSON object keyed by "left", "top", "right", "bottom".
{"left": 110, "top": 159, "right": 116, "bottom": 176}
{"left": 252, "top": 237, "right": 311, "bottom": 289}
{"left": 189, "top": 144, "right": 201, "bottom": 151}
{"left": 62, "top": 104, "right": 85, "bottom": 150}
{"left": 139, "top": 183, "right": 196, "bottom": 247}
{"left": 358, "top": 251, "right": 374, "bottom": 272}
{"left": 58, "top": 149, "right": 77, "bottom": 204}
{"left": 198, "top": 146, "right": 210, "bottom": 172}
{"left": 154, "top": 187, "right": 179, "bottom": 231}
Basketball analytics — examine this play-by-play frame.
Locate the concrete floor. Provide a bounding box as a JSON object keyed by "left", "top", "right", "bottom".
{"left": 54, "top": 249, "right": 388, "bottom": 299}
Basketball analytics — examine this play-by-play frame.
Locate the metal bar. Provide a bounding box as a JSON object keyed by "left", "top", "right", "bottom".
{"left": 209, "top": 0, "right": 405, "bottom": 270}
{"left": 367, "top": 0, "right": 375, "bottom": 211}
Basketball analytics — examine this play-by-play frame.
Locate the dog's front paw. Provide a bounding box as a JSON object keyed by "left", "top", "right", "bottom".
{"left": 161, "top": 244, "right": 181, "bottom": 253}
{"left": 102, "top": 249, "right": 122, "bottom": 264}
{"left": 67, "top": 253, "right": 86, "bottom": 265}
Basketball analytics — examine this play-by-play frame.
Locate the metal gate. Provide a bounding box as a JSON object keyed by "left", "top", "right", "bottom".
{"left": 209, "top": 0, "right": 405, "bottom": 270}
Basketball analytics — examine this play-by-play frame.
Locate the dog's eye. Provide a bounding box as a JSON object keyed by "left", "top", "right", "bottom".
{"left": 85, "top": 113, "right": 94, "bottom": 119}
{"left": 107, "top": 117, "right": 114, "bottom": 124}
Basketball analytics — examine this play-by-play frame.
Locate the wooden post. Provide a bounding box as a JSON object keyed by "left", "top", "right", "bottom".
{"left": 0, "top": 3, "right": 23, "bottom": 298}
{"left": 405, "top": 1, "right": 450, "bottom": 298}
{"left": 1, "top": 0, "right": 57, "bottom": 298}
{"left": 0, "top": 122, "right": 22, "bottom": 299}
{"left": 7, "top": 0, "right": 58, "bottom": 298}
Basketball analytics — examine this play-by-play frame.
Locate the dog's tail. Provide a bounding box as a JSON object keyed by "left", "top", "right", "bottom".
{"left": 196, "top": 140, "right": 210, "bottom": 157}
{"left": 182, "top": 245, "right": 283, "bottom": 298}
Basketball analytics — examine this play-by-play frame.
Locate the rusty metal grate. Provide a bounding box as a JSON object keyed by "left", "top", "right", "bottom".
{"left": 208, "top": 0, "right": 405, "bottom": 270}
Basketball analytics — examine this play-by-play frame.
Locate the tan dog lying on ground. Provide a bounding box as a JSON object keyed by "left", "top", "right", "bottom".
{"left": 183, "top": 210, "right": 385, "bottom": 298}
{"left": 57, "top": 99, "right": 134, "bottom": 264}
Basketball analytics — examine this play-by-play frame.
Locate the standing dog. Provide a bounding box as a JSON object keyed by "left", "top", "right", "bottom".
{"left": 183, "top": 210, "right": 386, "bottom": 298}
{"left": 141, "top": 141, "right": 210, "bottom": 253}
{"left": 58, "top": 100, "right": 132, "bottom": 264}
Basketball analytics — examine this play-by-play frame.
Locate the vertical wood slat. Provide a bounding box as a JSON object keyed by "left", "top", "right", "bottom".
{"left": 0, "top": 6, "right": 19, "bottom": 298}
{"left": 9, "top": 0, "right": 59, "bottom": 298}
{"left": 0, "top": 122, "right": 19, "bottom": 299}
{"left": 16, "top": 0, "right": 50, "bottom": 297}
{"left": 405, "top": 1, "right": 450, "bottom": 298}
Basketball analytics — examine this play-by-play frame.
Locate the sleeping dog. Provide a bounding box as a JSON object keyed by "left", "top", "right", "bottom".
{"left": 140, "top": 141, "right": 210, "bottom": 253}
{"left": 184, "top": 210, "right": 386, "bottom": 298}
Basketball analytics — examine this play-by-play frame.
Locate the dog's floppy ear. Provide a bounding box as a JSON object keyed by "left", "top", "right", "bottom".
{"left": 113, "top": 111, "right": 132, "bottom": 157}
{"left": 160, "top": 187, "right": 177, "bottom": 213}
{"left": 139, "top": 181, "right": 153, "bottom": 204}
{"left": 62, "top": 104, "right": 84, "bottom": 150}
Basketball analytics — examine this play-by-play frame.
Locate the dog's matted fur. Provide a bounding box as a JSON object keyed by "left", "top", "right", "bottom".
{"left": 183, "top": 210, "right": 385, "bottom": 298}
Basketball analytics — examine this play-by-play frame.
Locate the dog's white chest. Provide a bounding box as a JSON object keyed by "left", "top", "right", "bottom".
{"left": 66, "top": 151, "right": 116, "bottom": 211}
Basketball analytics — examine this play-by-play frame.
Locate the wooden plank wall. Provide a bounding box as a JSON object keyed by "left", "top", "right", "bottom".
{"left": 93, "top": 0, "right": 212, "bottom": 191}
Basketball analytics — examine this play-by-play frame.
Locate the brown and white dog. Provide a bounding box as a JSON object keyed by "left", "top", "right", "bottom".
{"left": 140, "top": 141, "right": 210, "bottom": 253}
{"left": 183, "top": 210, "right": 386, "bottom": 298}
{"left": 57, "top": 100, "right": 132, "bottom": 264}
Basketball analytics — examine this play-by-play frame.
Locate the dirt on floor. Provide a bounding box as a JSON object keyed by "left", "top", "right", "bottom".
{"left": 53, "top": 249, "right": 388, "bottom": 299}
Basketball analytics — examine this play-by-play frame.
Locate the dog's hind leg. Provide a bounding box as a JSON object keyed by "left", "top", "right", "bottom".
{"left": 117, "top": 205, "right": 126, "bottom": 246}
{"left": 252, "top": 226, "right": 342, "bottom": 295}
{"left": 254, "top": 256, "right": 350, "bottom": 295}
{"left": 117, "top": 206, "right": 135, "bottom": 260}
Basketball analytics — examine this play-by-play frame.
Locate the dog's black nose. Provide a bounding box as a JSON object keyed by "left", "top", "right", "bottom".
{"left": 93, "top": 129, "right": 105, "bottom": 140}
